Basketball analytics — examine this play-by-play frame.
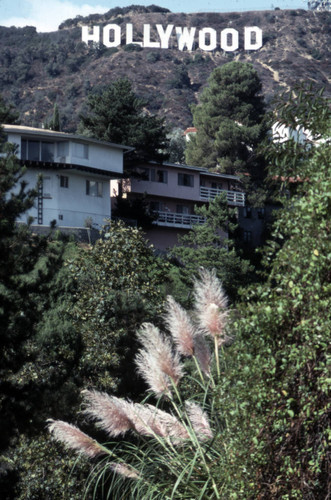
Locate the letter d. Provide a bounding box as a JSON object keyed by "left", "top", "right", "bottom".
{"left": 244, "top": 27, "right": 263, "bottom": 50}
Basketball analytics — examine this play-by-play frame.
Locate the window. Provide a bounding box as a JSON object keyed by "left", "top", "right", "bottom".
{"left": 57, "top": 142, "right": 69, "bottom": 158}
{"left": 212, "top": 182, "right": 223, "bottom": 190}
{"left": 151, "top": 169, "right": 168, "bottom": 183}
{"left": 60, "top": 175, "right": 69, "bottom": 188}
{"left": 21, "top": 139, "right": 27, "bottom": 159}
{"left": 41, "top": 142, "right": 54, "bottom": 162}
{"left": 176, "top": 205, "right": 190, "bottom": 214}
{"left": 73, "top": 142, "right": 88, "bottom": 159}
{"left": 26, "top": 140, "right": 39, "bottom": 161}
{"left": 21, "top": 139, "right": 55, "bottom": 162}
{"left": 86, "top": 180, "right": 103, "bottom": 197}
{"left": 257, "top": 207, "right": 265, "bottom": 219}
{"left": 243, "top": 230, "right": 252, "bottom": 243}
{"left": 178, "top": 173, "right": 194, "bottom": 187}
{"left": 150, "top": 201, "right": 165, "bottom": 212}
{"left": 243, "top": 207, "right": 252, "bottom": 218}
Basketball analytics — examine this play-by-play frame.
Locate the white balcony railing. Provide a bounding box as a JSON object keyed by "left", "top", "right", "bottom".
{"left": 153, "top": 211, "right": 205, "bottom": 228}
{"left": 200, "top": 187, "right": 245, "bottom": 206}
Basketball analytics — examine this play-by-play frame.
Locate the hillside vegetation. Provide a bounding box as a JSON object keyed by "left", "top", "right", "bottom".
{"left": 0, "top": 6, "right": 330, "bottom": 131}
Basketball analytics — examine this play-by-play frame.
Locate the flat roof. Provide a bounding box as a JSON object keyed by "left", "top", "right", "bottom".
{"left": 146, "top": 160, "right": 240, "bottom": 181}
{"left": 2, "top": 124, "right": 133, "bottom": 152}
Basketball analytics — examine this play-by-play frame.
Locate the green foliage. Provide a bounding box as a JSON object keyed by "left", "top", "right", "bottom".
{"left": 165, "top": 127, "right": 186, "bottom": 164}
{"left": 68, "top": 221, "right": 170, "bottom": 396}
{"left": 170, "top": 195, "right": 255, "bottom": 304}
{"left": 47, "top": 103, "right": 61, "bottom": 131}
{"left": 215, "top": 86, "right": 331, "bottom": 498}
{"left": 146, "top": 51, "right": 160, "bottom": 63}
{"left": 112, "top": 194, "right": 156, "bottom": 229}
{"left": 0, "top": 128, "right": 84, "bottom": 497}
{"left": 79, "top": 78, "right": 169, "bottom": 163}
{"left": 1, "top": 214, "right": 171, "bottom": 497}
{"left": 8, "top": 434, "right": 90, "bottom": 500}
{"left": 0, "top": 93, "right": 19, "bottom": 125}
{"left": 185, "top": 62, "right": 267, "bottom": 203}
{"left": 166, "top": 66, "right": 191, "bottom": 90}
{"left": 123, "top": 43, "right": 143, "bottom": 52}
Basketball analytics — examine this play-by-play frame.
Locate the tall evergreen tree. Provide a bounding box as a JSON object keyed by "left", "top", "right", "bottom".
{"left": 79, "top": 78, "right": 169, "bottom": 164}
{"left": 0, "top": 94, "right": 19, "bottom": 126}
{"left": 48, "top": 103, "right": 61, "bottom": 131}
{"left": 0, "top": 112, "right": 80, "bottom": 496}
{"left": 185, "top": 62, "right": 266, "bottom": 190}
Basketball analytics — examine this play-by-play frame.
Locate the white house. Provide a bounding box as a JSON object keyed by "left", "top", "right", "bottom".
{"left": 3, "top": 125, "right": 132, "bottom": 229}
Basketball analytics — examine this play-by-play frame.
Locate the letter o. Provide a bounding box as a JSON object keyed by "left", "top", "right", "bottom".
{"left": 220, "top": 29, "right": 239, "bottom": 52}
{"left": 199, "top": 28, "right": 217, "bottom": 51}
{"left": 103, "top": 24, "right": 121, "bottom": 47}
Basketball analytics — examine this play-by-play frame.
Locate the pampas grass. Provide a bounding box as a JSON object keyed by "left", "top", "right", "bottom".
{"left": 48, "top": 269, "right": 230, "bottom": 499}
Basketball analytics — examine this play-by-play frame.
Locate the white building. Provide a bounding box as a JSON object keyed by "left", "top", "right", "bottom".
{"left": 3, "top": 125, "right": 131, "bottom": 229}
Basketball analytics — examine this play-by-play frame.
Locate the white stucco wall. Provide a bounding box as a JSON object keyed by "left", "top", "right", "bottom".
{"left": 4, "top": 126, "right": 127, "bottom": 229}
{"left": 16, "top": 169, "right": 111, "bottom": 229}
{"left": 67, "top": 142, "right": 124, "bottom": 173}
{"left": 6, "top": 132, "right": 124, "bottom": 174}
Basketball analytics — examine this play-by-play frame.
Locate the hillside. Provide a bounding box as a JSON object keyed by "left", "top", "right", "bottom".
{"left": 0, "top": 6, "right": 330, "bottom": 132}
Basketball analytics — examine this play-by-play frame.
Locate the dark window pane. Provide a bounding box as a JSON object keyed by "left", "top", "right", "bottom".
{"left": 41, "top": 142, "right": 54, "bottom": 162}
{"left": 178, "top": 173, "right": 194, "bottom": 187}
{"left": 60, "top": 175, "right": 69, "bottom": 188}
{"left": 29, "top": 141, "right": 40, "bottom": 161}
{"left": 21, "top": 139, "right": 27, "bottom": 160}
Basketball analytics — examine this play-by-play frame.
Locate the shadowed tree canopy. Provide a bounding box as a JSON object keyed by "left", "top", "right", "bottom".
{"left": 185, "top": 62, "right": 267, "bottom": 184}
{"left": 0, "top": 94, "right": 19, "bottom": 127}
{"left": 79, "top": 78, "right": 169, "bottom": 165}
{"left": 47, "top": 103, "right": 61, "bottom": 131}
{"left": 170, "top": 194, "right": 254, "bottom": 304}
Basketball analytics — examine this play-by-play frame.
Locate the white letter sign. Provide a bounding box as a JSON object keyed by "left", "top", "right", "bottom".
{"left": 82, "top": 25, "right": 100, "bottom": 44}
{"left": 244, "top": 27, "right": 263, "bottom": 50}
{"left": 199, "top": 28, "right": 217, "bottom": 51}
{"left": 175, "top": 27, "right": 196, "bottom": 51}
{"left": 103, "top": 24, "right": 121, "bottom": 47}
{"left": 220, "top": 29, "right": 239, "bottom": 52}
{"left": 156, "top": 24, "right": 174, "bottom": 49}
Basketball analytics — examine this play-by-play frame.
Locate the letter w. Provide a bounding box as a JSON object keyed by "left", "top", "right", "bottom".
{"left": 175, "top": 27, "right": 196, "bottom": 51}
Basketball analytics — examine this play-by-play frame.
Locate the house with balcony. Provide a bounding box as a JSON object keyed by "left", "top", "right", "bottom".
{"left": 111, "top": 161, "right": 245, "bottom": 251}
{"left": 4, "top": 124, "right": 131, "bottom": 230}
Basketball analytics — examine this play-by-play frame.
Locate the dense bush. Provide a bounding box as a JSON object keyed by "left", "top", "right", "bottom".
{"left": 217, "top": 87, "right": 331, "bottom": 498}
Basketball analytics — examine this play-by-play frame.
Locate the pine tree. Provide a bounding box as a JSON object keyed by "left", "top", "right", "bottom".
{"left": 0, "top": 93, "right": 19, "bottom": 126}
{"left": 0, "top": 116, "right": 79, "bottom": 496}
{"left": 79, "top": 78, "right": 169, "bottom": 164}
{"left": 48, "top": 103, "right": 61, "bottom": 131}
{"left": 185, "top": 62, "right": 266, "bottom": 182}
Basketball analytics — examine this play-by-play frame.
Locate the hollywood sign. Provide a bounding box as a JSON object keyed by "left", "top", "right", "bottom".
{"left": 82, "top": 24, "right": 263, "bottom": 52}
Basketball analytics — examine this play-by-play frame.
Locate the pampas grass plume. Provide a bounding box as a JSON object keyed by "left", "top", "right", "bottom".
{"left": 194, "top": 269, "right": 228, "bottom": 341}
{"left": 82, "top": 390, "right": 134, "bottom": 437}
{"left": 185, "top": 402, "right": 213, "bottom": 441}
{"left": 47, "top": 419, "right": 106, "bottom": 458}
{"left": 108, "top": 462, "right": 140, "bottom": 479}
{"left": 164, "top": 296, "right": 197, "bottom": 356}
{"left": 135, "top": 323, "right": 183, "bottom": 397}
